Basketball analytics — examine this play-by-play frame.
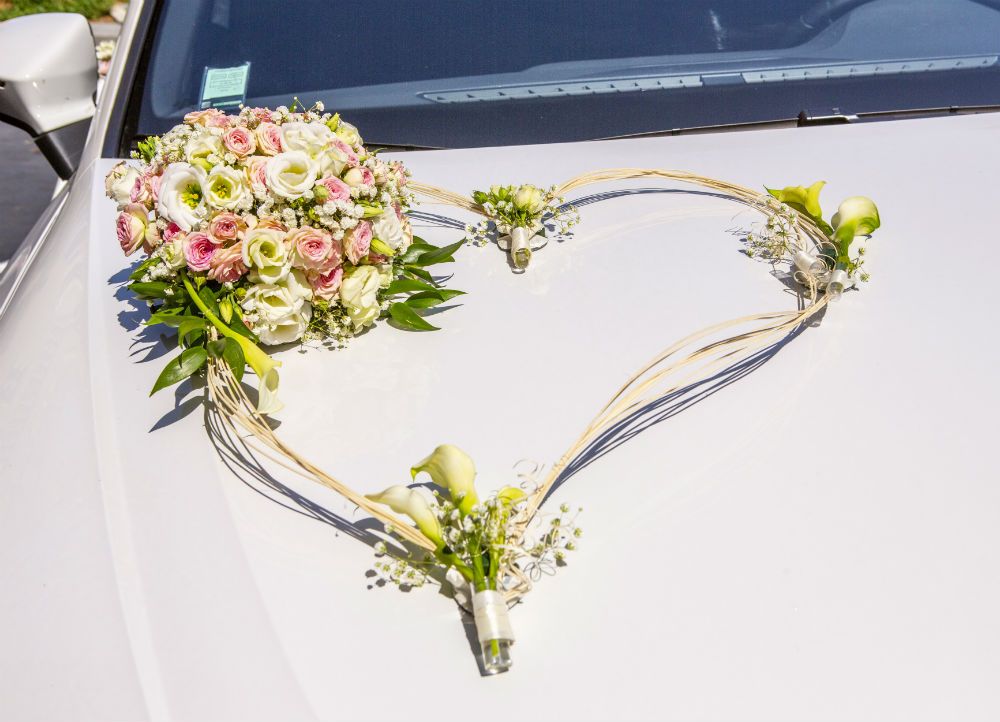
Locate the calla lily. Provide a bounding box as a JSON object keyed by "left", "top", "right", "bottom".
{"left": 831, "top": 196, "right": 881, "bottom": 246}
{"left": 766, "top": 181, "right": 826, "bottom": 221}
{"left": 411, "top": 444, "right": 479, "bottom": 514}
{"left": 497, "top": 486, "right": 526, "bottom": 507}
{"left": 181, "top": 274, "right": 282, "bottom": 414}
{"left": 366, "top": 485, "right": 444, "bottom": 548}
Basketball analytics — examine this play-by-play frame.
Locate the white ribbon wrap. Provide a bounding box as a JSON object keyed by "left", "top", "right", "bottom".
{"left": 472, "top": 590, "right": 515, "bottom": 645}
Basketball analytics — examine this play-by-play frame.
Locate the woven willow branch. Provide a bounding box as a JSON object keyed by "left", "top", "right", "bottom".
{"left": 206, "top": 168, "right": 832, "bottom": 594}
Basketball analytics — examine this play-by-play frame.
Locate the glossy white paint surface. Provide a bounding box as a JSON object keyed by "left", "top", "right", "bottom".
{"left": 0, "top": 13, "right": 97, "bottom": 134}
{"left": 2, "top": 94, "right": 999, "bottom": 719}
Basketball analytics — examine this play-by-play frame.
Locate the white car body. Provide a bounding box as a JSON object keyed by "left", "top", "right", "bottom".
{"left": 1, "top": 3, "right": 999, "bottom": 721}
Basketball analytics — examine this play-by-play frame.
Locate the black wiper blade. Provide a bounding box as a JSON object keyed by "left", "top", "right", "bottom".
{"left": 368, "top": 142, "right": 444, "bottom": 152}
{"left": 596, "top": 103, "right": 1000, "bottom": 141}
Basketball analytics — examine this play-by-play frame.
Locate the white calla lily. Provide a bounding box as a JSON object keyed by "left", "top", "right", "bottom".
{"left": 365, "top": 485, "right": 443, "bottom": 548}
{"left": 411, "top": 444, "right": 479, "bottom": 514}
{"left": 832, "top": 196, "right": 881, "bottom": 245}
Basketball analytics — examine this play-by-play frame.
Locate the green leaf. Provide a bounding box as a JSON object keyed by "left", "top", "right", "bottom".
{"left": 208, "top": 337, "right": 245, "bottom": 382}
{"left": 178, "top": 318, "right": 207, "bottom": 346}
{"left": 405, "top": 289, "right": 466, "bottom": 309}
{"left": 128, "top": 257, "right": 158, "bottom": 281}
{"left": 388, "top": 302, "right": 439, "bottom": 331}
{"left": 199, "top": 286, "right": 221, "bottom": 317}
{"left": 150, "top": 347, "right": 208, "bottom": 396}
{"left": 413, "top": 239, "right": 465, "bottom": 266}
{"left": 404, "top": 266, "right": 435, "bottom": 283}
{"left": 147, "top": 313, "right": 207, "bottom": 328}
{"left": 400, "top": 240, "right": 437, "bottom": 264}
{"left": 226, "top": 311, "right": 257, "bottom": 341}
{"left": 386, "top": 277, "right": 438, "bottom": 295}
{"left": 130, "top": 281, "right": 171, "bottom": 299}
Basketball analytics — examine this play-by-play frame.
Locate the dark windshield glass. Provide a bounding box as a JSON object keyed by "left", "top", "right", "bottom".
{"left": 129, "top": 0, "right": 1000, "bottom": 149}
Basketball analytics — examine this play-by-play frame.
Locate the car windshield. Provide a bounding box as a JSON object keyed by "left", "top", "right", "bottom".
{"left": 128, "top": 0, "right": 1000, "bottom": 149}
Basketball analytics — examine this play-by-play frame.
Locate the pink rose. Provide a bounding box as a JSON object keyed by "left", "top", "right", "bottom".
{"left": 244, "top": 156, "right": 268, "bottom": 195}
{"left": 208, "top": 212, "right": 245, "bottom": 244}
{"left": 331, "top": 139, "right": 359, "bottom": 167}
{"left": 343, "top": 220, "right": 372, "bottom": 264}
{"left": 255, "top": 217, "right": 287, "bottom": 232}
{"left": 317, "top": 176, "right": 351, "bottom": 202}
{"left": 287, "top": 225, "right": 340, "bottom": 271}
{"left": 184, "top": 108, "right": 230, "bottom": 128}
{"left": 116, "top": 203, "right": 148, "bottom": 256}
{"left": 163, "top": 222, "right": 183, "bottom": 242}
{"left": 343, "top": 166, "right": 374, "bottom": 188}
{"left": 222, "top": 126, "right": 256, "bottom": 156}
{"left": 183, "top": 232, "right": 216, "bottom": 272}
{"left": 142, "top": 224, "right": 162, "bottom": 255}
{"left": 308, "top": 266, "right": 343, "bottom": 301}
{"left": 254, "top": 122, "right": 284, "bottom": 156}
{"left": 391, "top": 160, "right": 408, "bottom": 187}
{"left": 207, "top": 242, "right": 247, "bottom": 283}
{"left": 248, "top": 107, "right": 273, "bottom": 123}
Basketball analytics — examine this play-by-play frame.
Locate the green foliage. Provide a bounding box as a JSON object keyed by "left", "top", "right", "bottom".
{"left": 0, "top": 1, "right": 115, "bottom": 21}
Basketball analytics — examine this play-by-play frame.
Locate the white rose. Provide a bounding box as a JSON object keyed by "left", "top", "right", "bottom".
{"left": 339, "top": 264, "right": 382, "bottom": 329}
{"left": 105, "top": 161, "right": 140, "bottom": 207}
{"left": 334, "top": 120, "right": 361, "bottom": 147}
{"left": 156, "top": 162, "right": 207, "bottom": 231}
{"left": 514, "top": 185, "right": 545, "bottom": 213}
{"left": 265, "top": 151, "right": 318, "bottom": 200}
{"left": 184, "top": 133, "right": 224, "bottom": 169}
{"left": 204, "top": 165, "right": 250, "bottom": 211}
{"left": 160, "top": 237, "right": 187, "bottom": 270}
{"left": 241, "top": 281, "right": 312, "bottom": 346}
{"left": 242, "top": 226, "right": 289, "bottom": 283}
{"left": 371, "top": 209, "right": 407, "bottom": 250}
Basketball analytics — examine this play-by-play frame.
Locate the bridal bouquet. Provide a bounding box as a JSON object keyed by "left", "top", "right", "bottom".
{"left": 106, "top": 105, "right": 463, "bottom": 413}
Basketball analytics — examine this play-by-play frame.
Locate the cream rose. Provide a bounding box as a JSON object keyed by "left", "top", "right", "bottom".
{"left": 105, "top": 161, "right": 140, "bottom": 207}
{"left": 242, "top": 226, "right": 289, "bottom": 283}
{"left": 282, "top": 121, "right": 345, "bottom": 177}
{"left": 184, "top": 133, "right": 224, "bottom": 170}
{"left": 265, "top": 151, "right": 318, "bottom": 200}
{"left": 371, "top": 209, "right": 408, "bottom": 251}
{"left": 241, "top": 277, "right": 312, "bottom": 345}
{"left": 204, "top": 165, "right": 250, "bottom": 211}
{"left": 156, "top": 162, "right": 207, "bottom": 231}
{"left": 339, "top": 264, "right": 382, "bottom": 329}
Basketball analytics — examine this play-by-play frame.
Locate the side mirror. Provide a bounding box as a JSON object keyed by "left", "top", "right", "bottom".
{"left": 0, "top": 13, "right": 97, "bottom": 179}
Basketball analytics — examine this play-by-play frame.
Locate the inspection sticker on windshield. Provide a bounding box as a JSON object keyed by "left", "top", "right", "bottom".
{"left": 199, "top": 63, "right": 250, "bottom": 110}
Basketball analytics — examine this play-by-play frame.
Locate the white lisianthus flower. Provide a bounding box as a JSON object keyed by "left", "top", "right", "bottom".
{"left": 204, "top": 165, "right": 250, "bottom": 211}
{"left": 183, "top": 133, "right": 224, "bottom": 170}
{"left": 156, "top": 162, "right": 207, "bottom": 231}
{"left": 371, "top": 209, "right": 407, "bottom": 250}
{"left": 240, "top": 280, "right": 312, "bottom": 346}
{"left": 282, "top": 267, "right": 313, "bottom": 301}
{"left": 338, "top": 264, "right": 382, "bottom": 329}
{"left": 280, "top": 121, "right": 344, "bottom": 175}
{"left": 242, "top": 226, "right": 289, "bottom": 283}
{"left": 105, "top": 161, "right": 140, "bottom": 207}
{"left": 265, "top": 151, "right": 318, "bottom": 200}
{"left": 411, "top": 444, "right": 479, "bottom": 515}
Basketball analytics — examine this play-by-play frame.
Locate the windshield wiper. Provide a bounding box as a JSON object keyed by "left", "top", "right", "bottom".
{"left": 368, "top": 141, "right": 445, "bottom": 152}
{"left": 596, "top": 103, "right": 1000, "bottom": 141}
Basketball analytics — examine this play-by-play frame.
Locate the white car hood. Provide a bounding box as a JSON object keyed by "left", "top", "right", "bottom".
{"left": 2, "top": 113, "right": 999, "bottom": 721}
